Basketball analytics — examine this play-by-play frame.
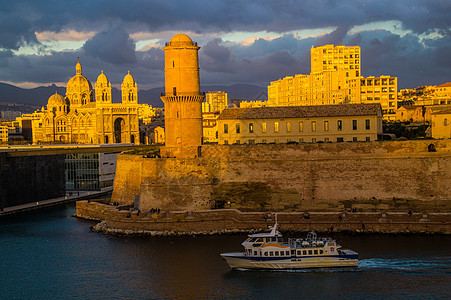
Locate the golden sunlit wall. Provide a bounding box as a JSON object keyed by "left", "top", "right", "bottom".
{"left": 161, "top": 34, "right": 205, "bottom": 148}
{"left": 431, "top": 109, "right": 451, "bottom": 139}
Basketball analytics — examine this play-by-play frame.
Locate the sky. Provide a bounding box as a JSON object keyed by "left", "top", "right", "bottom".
{"left": 0, "top": 0, "right": 450, "bottom": 92}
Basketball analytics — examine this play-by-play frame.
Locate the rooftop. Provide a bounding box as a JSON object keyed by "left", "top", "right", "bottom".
{"left": 217, "top": 104, "right": 382, "bottom": 121}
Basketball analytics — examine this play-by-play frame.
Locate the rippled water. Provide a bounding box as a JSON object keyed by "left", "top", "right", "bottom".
{"left": 0, "top": 204, "right": 450, "bottom": 299}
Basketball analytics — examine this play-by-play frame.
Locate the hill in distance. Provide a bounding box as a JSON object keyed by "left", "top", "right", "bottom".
{"left": 0, "top": 82, "right": 267, "bottom": 108}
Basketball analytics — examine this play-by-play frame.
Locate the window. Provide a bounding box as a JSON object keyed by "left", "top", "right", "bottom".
{"left": 353, "top": 137, "right": 358, "bottom": 142}
{"left": 224, "top": 124, "right": 228, "bottom": 134}
{"left": 270, "top": 251, "right": 274, "bottom": 256}
{"left": 275, "top": 251, "right": 279, "bottom": 256}
{"left": 308, "top": 250, "right": 313, "bottom": 255}
{"left": 249, "top": 123, "right": 254, "bottom": 133}
{"left": 325, "top": 137, "right": 329, "bottom": 142}
{"left": 262, "top": 139, "right": 266, "bottom": 143}
{"left": 352, "top": 120, "right": 357, "bottom": 130}
{"left": 235, "top": 140, "right": 240, "bottom": 144}
{"left": 224, "top": 140, "right": 228, "bottom": 145}
{"left": 274, "top": 122, "right": 279, "bottom": 133}
{"left": 262, "top": 123, "right": 267, "bottom": 133}
{"left": 287, "top": 122, "right": 291, "bottom": 132}
{"left": 303, "top": 250, "right": 307, "bottom": 255}
{"left": 324, "top": 121, "right": 329, "bottom": 131}
{"left": 365, "top": 119, "right": 370, "bottom": 130}
{"left": 337, "top": 120, "right": 342, "bottom": 131}
{"left": 297, "top": 250, "right": 301, "bottom": 256}
{"left": 314, "top": 250, "right": 318, "bottom": 255}
{"left": 337, "top": 137, "right": 344, "bottom": 142}
{"left": 299, "top": 138, "right": 304, "bottom": 143}
{"left": 248, "top": 139, "right": 255, "bottom": 144}
{"left": 445, "top": 118, "right": 448, "bottom": 126}
{"left": 236, "top": 123, "right": 240, "bottom": 133}
{"left": 311, "top": 121, "right": 316, "bottom": 132}
{"left": 299, "top": 121, "right": 304, "bottom": 132}
{"left": 312, "top": 138, "right": 316, "bottom": 143}
{"left": 366, "top": 137, "right": 371, "bottom": 142}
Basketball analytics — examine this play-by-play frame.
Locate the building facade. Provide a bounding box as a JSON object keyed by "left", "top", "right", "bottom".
{"left": 431, "top": 108, "right": 451, "bottom": 139}
{"left": 217, "top": 103, "right": 382, "bottom": 145}
{"left": 29, "top": 61, "right": 139, "bottom": 144}
{"left": 202, "top": 91, "right": 228, "bottom": 143}
{"left": 268, "top": 45, "right": 398, "bottom": 121}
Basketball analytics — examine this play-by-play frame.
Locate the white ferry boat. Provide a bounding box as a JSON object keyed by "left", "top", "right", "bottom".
{"left": 221, "top": 222, "right": 358, "bottom": 270}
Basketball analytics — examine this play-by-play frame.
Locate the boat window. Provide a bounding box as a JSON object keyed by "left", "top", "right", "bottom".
{"left": 291, "top": 250, "right": 295, "bottom": 255}
{"left": 308, "top": 250, "right": 313, "bottom": 255}
{"left": 286, "top": 251, "right": 290, "bottom": 256}
{"left": 275, "top": 251, "right": 279, "bottom": 256}
{"left": 254, "top": 251, "right": 257, "bottom": 256}
{"left": 314, "top": 250, "right": 318, "bottom": 255}
{"left": 249, "top": 238, "right": 256, "bottom": 242}
{"left": 264, "top": 252, "right": 268, "bottom": 256}
{"left": 255, "top": 238, "right": 263, "bottom": 242}
{"left": 297, "top": 250, "right": 302, "bottom": 256}
{"left": 270, "top": 251, "right": 274, "bottom": 256}
{"left": 320, "top": 250, "right": 324, "bottom": 254}
{"left": 303, "top": 250, "right": 307, "bottom": 255}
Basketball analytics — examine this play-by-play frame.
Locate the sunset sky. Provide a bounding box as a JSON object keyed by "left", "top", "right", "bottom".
{"left": 0, "top": 0, "right": 449, "bottom": 91}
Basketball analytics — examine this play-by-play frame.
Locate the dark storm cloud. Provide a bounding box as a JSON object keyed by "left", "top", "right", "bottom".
{"left": 314, "top": 26, "right": 352, "bottom": 47}
{"left": 1, "top": 0, "right": 450, "bottom": 51}
{"left": 83, "top": 26, "right": 136, "bottom": 64}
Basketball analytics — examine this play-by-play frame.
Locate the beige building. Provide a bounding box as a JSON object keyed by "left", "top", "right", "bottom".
{"left": 0, "top": 125, "right": 8, "bottom": 142}
{"left": 431, "top": 108, "right": 451, "bottom": 139}
{"left": 201, "top": 91, "right": 228, "bottom": 143}
{"left": 217, "top": 103, "right": 382, "bottom": 145}
{"left": 29, "top": 61, "right": 140, "bottom": 144}
{"left": 268, "top": 45, "right": 398, "bottom": 121}
{"left": 240, "top": 100, "right": 268, "bottom": 108}
{"left": 161, "top": 34, "right": 205, "bottom": 148}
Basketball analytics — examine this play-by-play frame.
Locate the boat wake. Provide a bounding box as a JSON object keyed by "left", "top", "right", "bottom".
{"left": 359, "top": 257, "right": 451, "bottom": 273}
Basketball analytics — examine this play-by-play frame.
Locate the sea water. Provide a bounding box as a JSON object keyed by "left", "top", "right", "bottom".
{"left": 0, "top": 204, "right": 449, "bottom": 299}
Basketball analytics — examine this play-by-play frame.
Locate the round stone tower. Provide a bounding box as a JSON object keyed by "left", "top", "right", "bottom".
{"left": 161, "top": 34, "right": 205, "bottom": 148}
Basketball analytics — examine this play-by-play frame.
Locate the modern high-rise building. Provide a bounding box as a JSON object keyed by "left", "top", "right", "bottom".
{"left": 268, "top": 44, "right": 398, "bottom": 121}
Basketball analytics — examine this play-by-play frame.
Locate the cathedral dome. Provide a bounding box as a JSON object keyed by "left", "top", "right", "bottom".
{"left": 168, "top": 34, "right": 194, "bottom": 47}
{"left": 47, "top": 91, "right": 66, "bottom": 107}
{"left": 66, "top": 60, "right": 93, "bottom": 95}
{"left": 96, "top": 70, "right": 109, "bottom": 86}
{"left": 123, "top": 71, "right": 135, "bottom": 85}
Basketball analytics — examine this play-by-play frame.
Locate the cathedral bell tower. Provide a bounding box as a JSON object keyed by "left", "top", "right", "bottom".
{"left": 161, "top": 34, "right": 205, "bottom": 148}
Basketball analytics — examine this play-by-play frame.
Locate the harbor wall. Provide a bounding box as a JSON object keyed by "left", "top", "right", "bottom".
{"left": 75, "top": 201, "right": 451, "bottom": 235}
{"left": 111, "top": 140, "right": 451, "bottom": 213}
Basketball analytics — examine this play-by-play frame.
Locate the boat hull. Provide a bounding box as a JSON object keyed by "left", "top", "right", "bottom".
{"left": 221, "top": 252, "right": 358, "bottom": 270}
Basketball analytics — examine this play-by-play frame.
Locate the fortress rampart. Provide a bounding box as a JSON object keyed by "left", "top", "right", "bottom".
{"left": 111, "top": 140, "right": 451, "bottom": 213}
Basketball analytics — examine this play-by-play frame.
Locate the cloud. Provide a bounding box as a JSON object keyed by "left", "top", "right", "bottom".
{"left": 314, "top": 26, "right": 352, "bottom": 46}
{"left": 83, "top": 26, "right": 136, "bottom": 65}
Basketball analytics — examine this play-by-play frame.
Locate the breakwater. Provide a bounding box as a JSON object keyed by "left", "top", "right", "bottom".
{"left": 75, "top": 201, "right": 451, "bottom": 235}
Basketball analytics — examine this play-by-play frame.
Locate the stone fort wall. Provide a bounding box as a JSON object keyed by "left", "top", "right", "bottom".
{"left": 111, "top": 140, "right": 451, "bottom": 213}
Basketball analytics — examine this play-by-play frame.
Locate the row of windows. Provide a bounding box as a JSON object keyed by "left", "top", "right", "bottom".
{"left": 223, "top": 119, "right": 371, "bottom": 134}
{"left": 248, "top": 248, "right": 325, "bottom": 257}
{"left": 224, "top": 136, "right": 372, "bottom": 145}
{"left": 361, "top": 79, "right": 396, "bottom": 86}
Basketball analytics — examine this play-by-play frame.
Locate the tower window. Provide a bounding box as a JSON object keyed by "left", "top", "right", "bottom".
{"left": 173, "top": 61, "right": 175, "bottom": 68}
{"left": 173, "top": 87, "right": 176, "bottom": 95}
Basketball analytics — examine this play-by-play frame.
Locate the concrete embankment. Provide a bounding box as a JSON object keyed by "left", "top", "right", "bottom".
{"left": 75, "top": 201, "right": 451, "bottom": 236}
